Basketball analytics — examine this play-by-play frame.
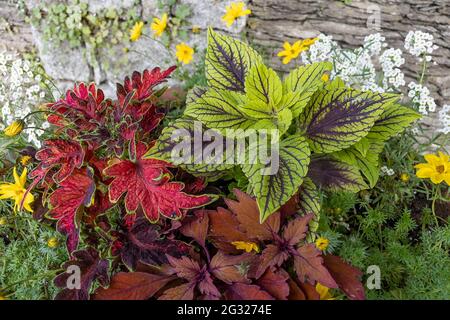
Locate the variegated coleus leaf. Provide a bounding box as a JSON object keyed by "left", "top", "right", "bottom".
{"left": 283, "top": 61, "right": 333, "bottom": 118}
{"left": 366, "top": 103, "right": 421, "bottom": 141}
{"left": 243, "top": 134, "right": 311, "bottom": 222}
{"left": 332, "top": 137, "right": 384, "bottom": 188}
{"left": 241, "top": 63, "right": 293, "bottom": 134}
{"left": 184, "top": 88, "right": 258, "bottom": 135}
{"left": 145, "top": 118, "right": 234, "bottom": 179}
{"left": 206, "top": 28, "right": 263, "bottom": 93}
{"left": 299, "top": 88, "right": 399, "bottom": 153}
{"left": 307, "top": 156, "right": 367, "bottom": 192}
{"left": 298, "top": 178, "right": 321, "bottom": 234}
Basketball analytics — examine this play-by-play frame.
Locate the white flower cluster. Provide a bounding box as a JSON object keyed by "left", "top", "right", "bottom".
{"left": 300, "top": 33, "right": 411, "bottom": 93}
{"left": 404, "top": 30, "right": 438, "bottom": 62}
{"left": 0, "top": 51, "right": 49, "bottom": 147}
{"left": 407, "top": 82, "right": 436, "bottom": 115}
{"left": 380, "top": 166, "right": 395, "bottom": 176}
{"left": 438, "top": 104, "right": 450, "bottom": 135}
{"left": 379, "top": 48, "right": 406, "bottom": 90}
{"left": 363, "top": 33, "right": 386, "bottom": 56}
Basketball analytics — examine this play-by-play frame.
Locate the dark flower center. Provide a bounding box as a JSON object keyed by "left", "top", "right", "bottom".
{"left": 436, "top": 165, "right": 445, "bottom": 174}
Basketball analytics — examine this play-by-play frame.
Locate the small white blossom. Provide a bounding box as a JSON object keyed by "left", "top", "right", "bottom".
{"left": 407, "top": 82, "right": 436, "bottom": 115}
{"left": 404, "top": 31, "right": 437, "bottom": 62}
{"left": 438, "top": 104, "right": 450, "bottom": 135}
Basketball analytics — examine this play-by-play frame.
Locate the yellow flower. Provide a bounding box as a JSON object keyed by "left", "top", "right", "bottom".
{"left": 20, "top": 155, "right": 32, "bottom": 166}
{"left": 222, "top": 2, "right": 251, "bottom": 27}
{"left": 130, "top": 21, "right": 144, "bottom": 42}
{"left": 315, "top": 237, "right": 329, "bottom": 251}
{"left": 3, "top": 120, "right": 25, "bottom": 137}
{"left": 277, "top": 38, "right": 317, "bottom": 65}
{"left": 176, "top": 43, "right": 194, "bottom": 64}
{"left": 316, "top": 283, "right": 335, "bottom": 300}
{"left": 415, "top": 151, "right": 450, "bottom": 185}
{"left": 0, "top": 167, "right": 34, "bottom": 213}
{"left": 151, "top": 13, "right": 168, "bottom": 37}
{"left": 400, "top": 173, "right": 410, "bottom": 183}
{"left": 231, "top": 241, "right": 260, "bottom": 253}
{"left": 321, "top": 73, "right": 330, "bottom": 82}
{"left": 0, "top": 217, "right": 6, "bottom": 226}
{"left": 47, "top": 237, "right": 59, "bottom": 248}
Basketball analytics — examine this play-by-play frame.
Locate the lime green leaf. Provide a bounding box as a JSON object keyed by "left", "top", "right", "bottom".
{"left": 283, "top": 61, "right": 333, "bottom": 117}
{"left": 206, "top": 28, "right": 263, "bottom": 93}
{"left": 245, "top": 63, "right": 283, "bottom": 111}
{"left": 367, "top": 103, "right": 421, "bottom": 141}
{"left": 299, "top": 88, "right": 399, "bottom": 153}
{"left": 184, "top": 89, "right": 257, "bottom": 134}
{"left": 243, "top": 135, "right": 311, "bottom": 222}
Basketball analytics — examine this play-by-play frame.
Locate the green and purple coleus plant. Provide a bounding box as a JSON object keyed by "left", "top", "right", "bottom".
{"left": 147, "top": 28, "right": 421, "bottom": 224}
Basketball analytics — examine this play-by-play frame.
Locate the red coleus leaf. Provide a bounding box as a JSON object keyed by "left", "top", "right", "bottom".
{"left": 294, "top": 244, "right": 338, "bottom": 288}
{"left": 165, "top": 255, "right": 221, "bottom": 299}
{"left": 256, "top": 268, "right": 290, "bottom": 300}
{"left": 48, "top": 167, "right": 95, "bottom": 253}
{"left": 251, "top": 244, "right": 289, "bottom": 279}
{"left": 225, "top": 283, "right": 274, "bottom": 300}
{"left": 117, "top": 66, "right": 177, "bottom": 103}
{"left": 104, "top": 142, "right": 215, "bottom": 222}
{"left": 32, "top": 139, "right": 85, "bottom": 184}
{"left": 118, "top": 217, "right": 190, "bottom": 270}
{"left": 180, "top": 210, "right": 209, "bottom": 247}
{"left": 282, "top": 213, "right": 311, "bottom": 246}
{"left": 209, "top": 251, "right": 253, "bottom": 284}
{"left": 93, "top": 272, "right": 175, "bottom": 300}
{"left": 54, "top": 247, "right": 109, "bottom": 300}
{"left": 159, "top": 283, "right": 196, "bottom": 300}
{"left": 224, "top": 189, "right": 280, "bottom": 241}
{"left": 208, "top": 190, "right": 279, "bottom": 252}
{"left": 323, "top": 254, "right": 365, "bottom": 300}
{"left": 251, "top": 214, "right": 313, "bottom": 279}
{"left": 47, "top": 83, "right": 110, "bottom": 130}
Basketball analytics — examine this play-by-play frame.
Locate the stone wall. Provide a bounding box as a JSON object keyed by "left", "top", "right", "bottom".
{"left": 1, "top": 0, "right": 449, "bottom": 128}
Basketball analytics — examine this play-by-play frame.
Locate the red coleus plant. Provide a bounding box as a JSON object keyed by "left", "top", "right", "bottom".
{"left": 89, "top": 190, "right": 365, "bottom": 301}
{"left": 29, "top": 66, "right": 216, "bottom": 255}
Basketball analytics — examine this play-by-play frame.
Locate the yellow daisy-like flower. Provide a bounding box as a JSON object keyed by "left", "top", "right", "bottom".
{"left": 222, "top": 2, "right": 251, "bottom": 27}
{"left": 277, "top": 38, "right": 317, "bottom": 65}
{"left": 20, "top": 155, "right": 32, "bottom": 166}
{"left": 0, "top": 167, "right": 34, "bottom": 213}
{"left": 3, "top": 120, "right": 25, "bottom": 137}
{"left": 47, "top": 237, "right": 59, "bottom": 248}
{"left": 151, "top": 13, "right": 168, "bottom": 37}
{"left": 231, "top": 241, "right": 260, "bottom": 253}
{"left": 400, "top": 173, "right": 410, "bottom": 183}
{"left": 130, "top": 21, "right": 144, "bottom": 42}
{"left": 321, "top": 73, "right": 330, "bottom": 82}
{"left": 315, "top": 237, "right": 329, "bottom": 251}
{"left": 315, "top": 283, "right": 335, "bottom": 300}
{"left": 176, "top": 43, "right": 194, "bottom": 65}
{"left": 415, "top": 151, "right": 450, "bottom": 185}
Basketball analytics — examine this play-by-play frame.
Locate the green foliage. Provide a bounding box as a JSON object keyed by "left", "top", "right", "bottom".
{"left": 28, "top": 0, "right": 139, "bottom": 49}
{"left": 323, "top": 128, "right": 450, "bottom": 300}
{"left": 0, "top": 213, "right": 67, "bottom": 300}
{"left": 149, "top": 29, "right": 418, "bottom": 223}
